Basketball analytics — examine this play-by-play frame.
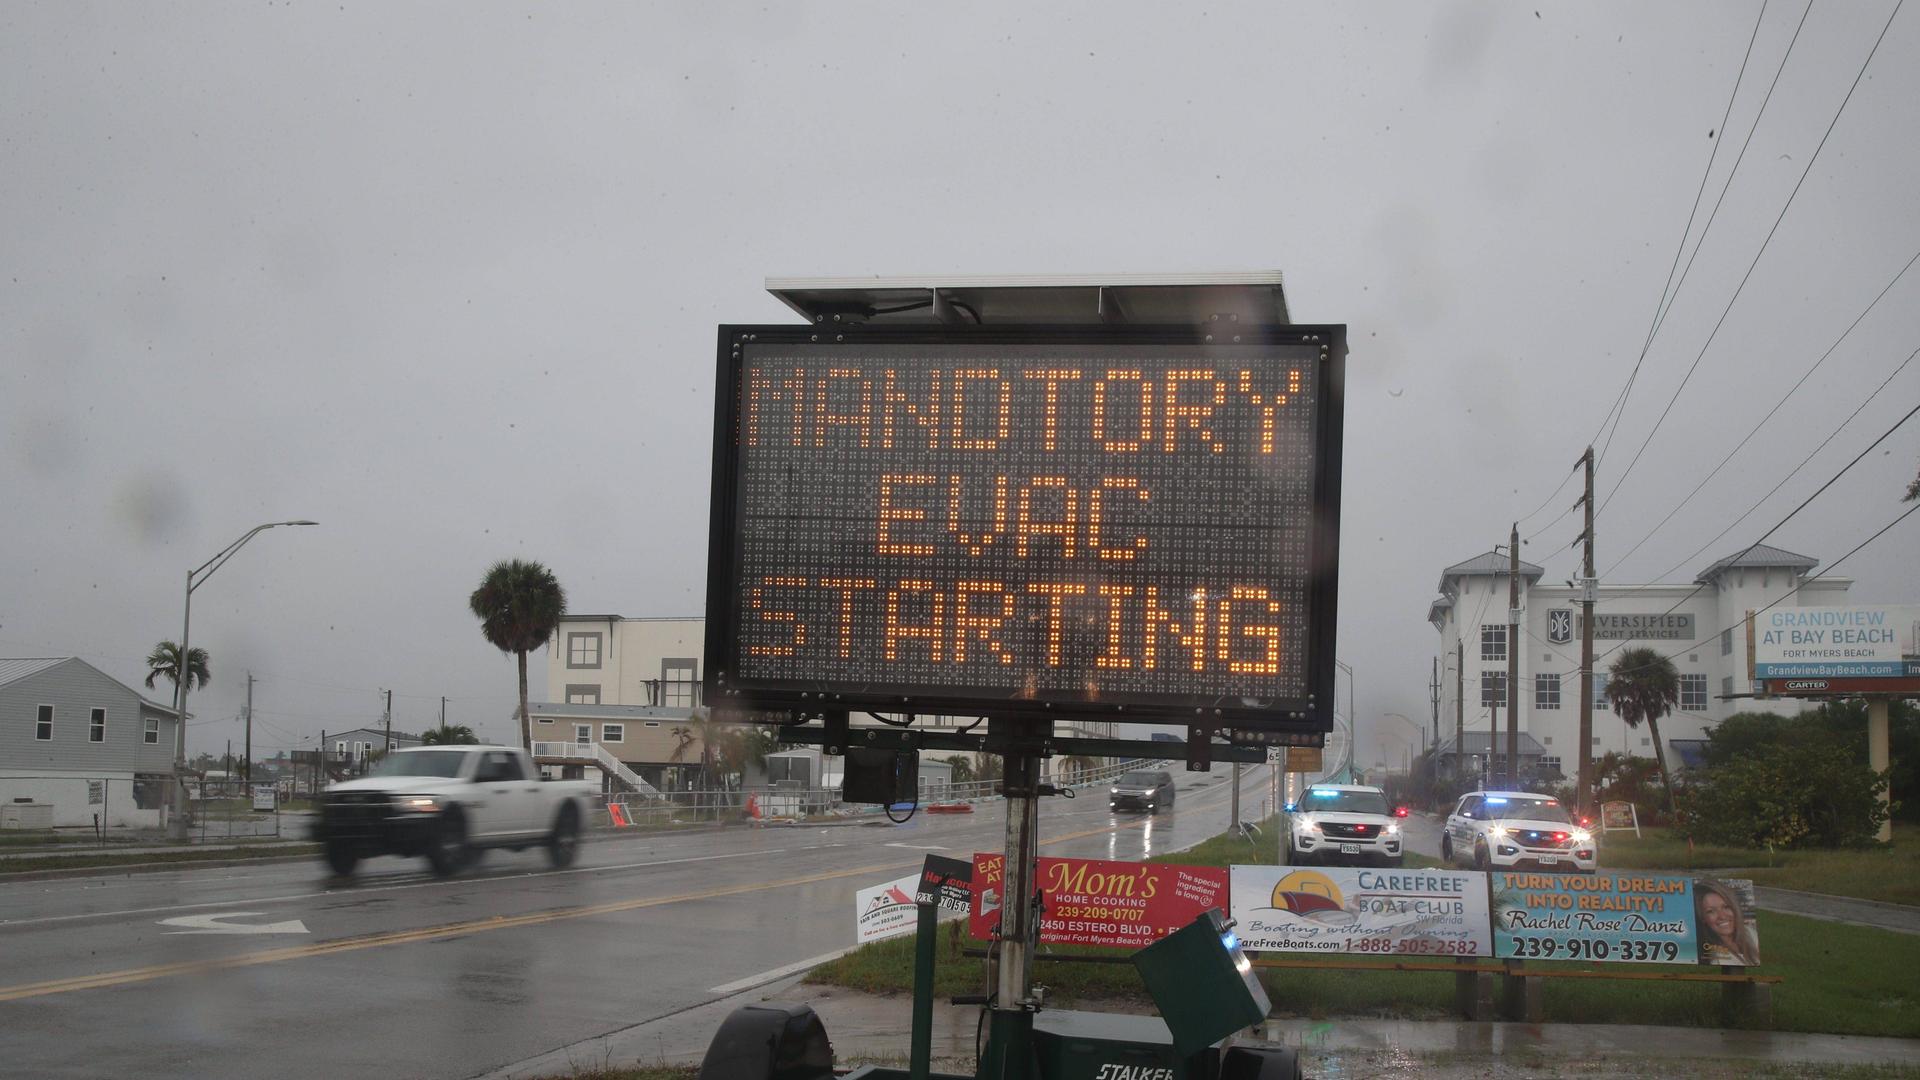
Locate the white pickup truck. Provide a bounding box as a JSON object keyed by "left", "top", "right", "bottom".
{"left": 317, "top": 745, "right": 597, "bottom": 877}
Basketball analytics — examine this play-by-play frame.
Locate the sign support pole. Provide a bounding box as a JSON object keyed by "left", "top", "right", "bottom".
{"left": 910, "top": 899, "right": 938, "bottom": 1080}
{"left": 983, "top": 719, "right": 1043, "bottom": 1080}
{"left": 1869, "top": 696, "right": 1892, "bottom": 843}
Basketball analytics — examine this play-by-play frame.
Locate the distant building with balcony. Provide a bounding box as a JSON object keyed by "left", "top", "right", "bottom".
{"left": 1428, "top": 544, "right": 1852, "bottom": 772}
{"left": 539, "top": 613, "right": 1120, "bottom": 789}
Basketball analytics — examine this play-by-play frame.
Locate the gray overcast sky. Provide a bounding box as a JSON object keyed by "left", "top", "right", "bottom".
{"left": 4, "top": 2, "right": 1916, "bottom": 765}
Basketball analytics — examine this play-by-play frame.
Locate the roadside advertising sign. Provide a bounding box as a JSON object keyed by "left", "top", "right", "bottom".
{"left": 854, "top": 873, "right": 921, "bottom": 944}
{"left": 1491, "top": 871, "right": 1696, "bottom": 964}
{"left": 703, "top": 326, "right": 1348, "bottom": 735}
{"left": 1229, "top": 865, "right": 1492, "bottom": 956}
{"left": 970, "top": 853, "right": 1229, "bottom": 948}
{"left": 916, "top": 854, "right": 972, "bottom": 911}
{"left": 1599, "top": 800, "right": 1640, "bottom": 836}
{"left": 1752, "top": 604, "right": 1920, "bottom": 679}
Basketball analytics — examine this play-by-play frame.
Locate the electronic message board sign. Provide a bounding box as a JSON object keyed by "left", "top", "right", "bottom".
{"left": 704, "top": 325, "right": 1344, "bottom": 732}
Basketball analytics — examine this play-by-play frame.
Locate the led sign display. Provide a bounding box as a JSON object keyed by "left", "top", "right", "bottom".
{"left": 705, "top": 328, "right": 1343, "bottom": 730}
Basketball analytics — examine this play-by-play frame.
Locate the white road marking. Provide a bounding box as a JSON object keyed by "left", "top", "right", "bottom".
{"left": 707, "top": 947, "right": 859, "bottom": 995}
{"left": 159, "top": 911, "right": 310, "bottom": 935}
{"left": 0, "top": 847, "right": 789, "bottom": 929}
{"left": 886, "top": 842, "right": 947, "bottom": 850}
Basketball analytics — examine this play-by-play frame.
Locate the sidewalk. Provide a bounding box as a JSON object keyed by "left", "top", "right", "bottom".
{"left": 482, "top": 979, "right": 1920, "bottom": 1079}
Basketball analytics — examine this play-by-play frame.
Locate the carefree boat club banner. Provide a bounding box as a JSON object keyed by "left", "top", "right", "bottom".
{"left": 1229, "top": 865, "right": 1493, "bottom": 956}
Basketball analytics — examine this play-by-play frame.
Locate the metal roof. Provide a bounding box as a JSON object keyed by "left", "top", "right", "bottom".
{"left": 765, "top": 271, "right": 1293, "bottom": 326}
{"left": 1427, "top": 596, "right": 1454, "bottom": 627}
{"left": 0, "top": 657, "right": 67, "bottom": 688}
{"left": 1436, "top": 552, "right": 1545, "bottom": 595}
{"left": 0, "top": 656, "right": 181, "bottom": 715}
{"left": 1693, "top": 543, "right": 1819, "bottom": 584}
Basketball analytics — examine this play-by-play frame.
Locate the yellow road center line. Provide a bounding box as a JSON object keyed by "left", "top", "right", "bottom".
{"left": 0, "top": 781, "right": 1247, "bottom": 1004}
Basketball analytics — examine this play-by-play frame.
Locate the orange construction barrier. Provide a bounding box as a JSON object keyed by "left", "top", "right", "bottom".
{"left": 609, "top": 803, "right": 631, "bottom": 828}
{"left": 746, "top": 794, "right": 761, "bottom": 820}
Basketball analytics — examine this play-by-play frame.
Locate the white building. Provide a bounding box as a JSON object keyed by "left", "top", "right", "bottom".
{"left": 0, "top": 657, "right": 182, "bottom": 828}
{"left": 540, "top": 613, "right": 1117, "bottom": 783}
{"left": 1428, "top": 544, "right": 1851, "bottom": 776}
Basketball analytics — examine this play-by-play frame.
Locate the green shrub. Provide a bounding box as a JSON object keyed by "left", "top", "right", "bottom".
{"left": 1680, "top": 738, "right": 1889, "bottom": 848}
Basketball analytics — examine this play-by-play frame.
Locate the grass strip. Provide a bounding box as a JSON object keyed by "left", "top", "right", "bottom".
{"left": 0, "top": 844, "right": 320, "bottom": 875}
{"left": 1598, "top": 829, "right": 1918, "bottom": 907}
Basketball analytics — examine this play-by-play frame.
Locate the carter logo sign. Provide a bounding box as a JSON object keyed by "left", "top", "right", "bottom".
{"left": 1096, "top": 1066, "right": 1174, "bottom": 1080}
{"left": 1547, "top": 609, "right": 1573, "bottom": 645}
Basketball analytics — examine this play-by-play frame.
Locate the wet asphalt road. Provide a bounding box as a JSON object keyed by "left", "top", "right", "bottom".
{"left": 0, "top": 766, "right": 1276, "bottom": 1080}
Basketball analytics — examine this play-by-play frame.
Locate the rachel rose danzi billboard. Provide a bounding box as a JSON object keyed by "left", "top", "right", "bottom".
{"left": 704, "top": 332, "right": 1344, "bottom": 727}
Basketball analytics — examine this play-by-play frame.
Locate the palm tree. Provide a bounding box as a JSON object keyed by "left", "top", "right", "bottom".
{"left": 419, "top": 723, "right": 479, "bottom": 745}
{"left": 1605, "top": 647, "right": 1681, "bottom": 816}
{"left": 144, "top": 640, "right": 211, "bottom": 700}
{"left": 468, "top": 559, "right": 567, "bottom": 752}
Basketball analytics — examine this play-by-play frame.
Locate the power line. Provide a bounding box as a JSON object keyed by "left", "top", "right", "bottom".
{"left": 1608, "top": 499, "right": 1920, "bottom": 680}
{"left": 1592, "top": 0, "right": 1781, "bottom": 473}
{"left": 1553, "top": 398, "right": 1920, "bottom": 678}
{"left": 1602, "top": 251, "right": 1920, "bottom": 575}
{"left": 1598, "top": 0, "right": 1907, "bottom": 517}
{"left": 1637, "top": 0, "right": 1813, "bottom": 357}
{"left": 1598, "top": 343, "right": 1919, "bottom": 600}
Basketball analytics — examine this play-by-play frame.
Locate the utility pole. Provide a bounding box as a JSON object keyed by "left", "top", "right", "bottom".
{"left": 1455, "top": 640, "right": 1464, "bottom": 784}
{"left": 319, "top": 729, "right": 327, "bottom": 793}
{"left": 1429, "top": 656, "right": 1441, "bottom": 745}
{"left": 440, "top": 696, "right": 447, "bottom": 729}
{"left": 1507, "top": 522, "right": 1521, "bottom": 789}
{"left": 1488, "top": 696, "right": 1499, "bottom": 787}
{"left": 244, "top": 671, "right": 255, "bottom": 789}
{"left": 1575, "top": 446, "right": 1597, "bottom": 820}
{"left": 1230, "top": 761, "right": 1242, "bottom": 836}
{"left": 383, "top": 689, "right": 393, "bottom": 753}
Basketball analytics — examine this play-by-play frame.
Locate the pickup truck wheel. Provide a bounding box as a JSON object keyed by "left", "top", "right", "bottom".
{"left": 426, "top": 808, "right": 469, "bottom": 878}
{"left": 324, "top": 840, "right": 358, "bottom": 877}
{"left": 548, "top": 804, "right": 581, "bottom": 869}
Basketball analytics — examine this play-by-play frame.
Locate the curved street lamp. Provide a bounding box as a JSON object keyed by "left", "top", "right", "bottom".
{"left": 168, "top": 520, "right": 317, "bottom": 840}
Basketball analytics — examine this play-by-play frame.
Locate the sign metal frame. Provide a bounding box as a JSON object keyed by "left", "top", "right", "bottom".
{"left": 703, "top": 322, "right": 1345, "bottom": 734}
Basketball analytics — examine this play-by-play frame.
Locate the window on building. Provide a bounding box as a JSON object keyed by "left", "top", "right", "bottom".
{"left": 1543, "top": 736, "right": 1553, "bottom": 745}
{"left": 36, "top": 704, "right": 53, "bottom": 741}
{"left": 1680, "top": 673, "right": 1708, "bottom": 712}
{"left": 1721, "top": 628, "right": 1733, "bottom": 656}
{"left": 90, "top": 707, "right": 106, "bottom": 743}
{"left": 1591, "top": 736, "right": 1601, "bottom": 745}
{"left": 602, "top": 724, "right": 624, "bottom": 743}
{"left": 1535, "top": 674, "right": 1561, "bottom": 710}
{"left": 1722, "top": 676, "right": 1734, "bottom": 698}
{"left": 1593, "top": 673, "right": 1610, "bottom": 710}
{"left": 144, "top": 717, "right": 159, "bottom": 744}
{"left": 1480, "top": 672, "right": 1508, "bottom": 708}
{"left": 565, "top": 684, "right": 601, "bottom": 706}
{"left": 662, "top": 658, "right": 699, "bottom": 707}
{"left": 1641, "top": 737, "right": 1651, "bottom": 747}
{"left": 575, "top": 724, "right": 592, "bottom": 746}
{"left": 645, "top": 720, "right": 661, "bottom": 727}
{"left": 567, "top": 632, "right": 603, "bottom": 669}
{"left": 1480, "top": 625, "right": 1507, "bottom": 662}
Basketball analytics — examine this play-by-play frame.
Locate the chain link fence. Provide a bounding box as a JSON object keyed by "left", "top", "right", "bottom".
{"left": 597, "top": 755, "right": 1170, "bottom": 829}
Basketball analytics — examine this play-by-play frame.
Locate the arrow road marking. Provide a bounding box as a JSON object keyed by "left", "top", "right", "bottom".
{"left": 159, "top": 912, "right": 310, "bottom": 936}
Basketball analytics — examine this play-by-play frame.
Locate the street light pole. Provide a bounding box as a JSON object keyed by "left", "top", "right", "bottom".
{"left": 168, "top": 520, "right": 317, "bottom": 841}
{"left": 1335, "top": 660, "right": 1356, "bottom": 782}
